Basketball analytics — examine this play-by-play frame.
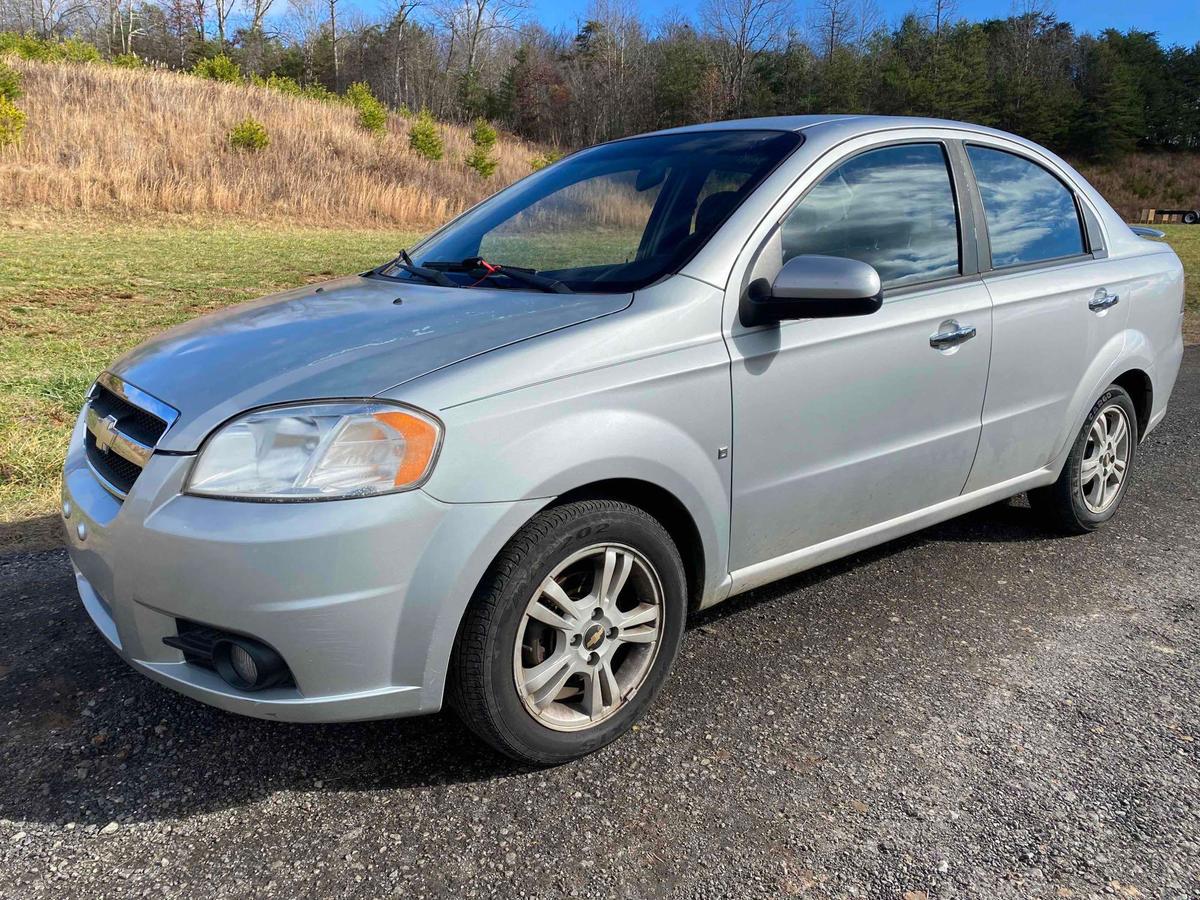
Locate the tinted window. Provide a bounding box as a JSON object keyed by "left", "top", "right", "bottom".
{"left": 779, "top": 143, "right": 960, "bottom": 289}
{"left": 382, "top": 130, "right": 802, "bottom": 293}
{"left": 966, "top": 145, "right": 1085, "bottom": 268}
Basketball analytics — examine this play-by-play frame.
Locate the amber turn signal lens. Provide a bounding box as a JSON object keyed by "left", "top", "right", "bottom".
{"left": 373, "top": 411, "right": 440, "bottom": 486}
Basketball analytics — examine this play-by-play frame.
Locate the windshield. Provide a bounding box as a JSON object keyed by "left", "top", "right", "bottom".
{"left": 380, "top": 130, "right": 803, "bottom": 293}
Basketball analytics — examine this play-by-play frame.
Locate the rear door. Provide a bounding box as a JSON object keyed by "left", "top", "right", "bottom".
{"left": 725, "top": 138, "right": 993, "bottom": 571}
{"left": 960, "top": 143, "right": 1132, "bottom": 491}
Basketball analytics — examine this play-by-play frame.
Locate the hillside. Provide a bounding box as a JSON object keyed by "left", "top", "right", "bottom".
{"left": 1076, "top": 154, "right": 1200, "bottom": 221}
{"left": 3, "top": 57, "right": 1198, "bottom": 228}
{"left": 0, "top": 59, "right": 539, "bottom": 227}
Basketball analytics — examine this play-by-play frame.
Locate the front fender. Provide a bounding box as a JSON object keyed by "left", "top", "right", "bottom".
{"left": 421, "top": 354, "right": 734, "bottom": 607}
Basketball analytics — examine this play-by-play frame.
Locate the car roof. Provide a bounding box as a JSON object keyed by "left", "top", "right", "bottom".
{"left": 643, "top": 114, "right": 864, "bottom": 134}
{"left": 637, "top": 114, "right": 1059, "bottom": 167}
{"left": 641, "top": 113, "right": 1020, "bottom": 139}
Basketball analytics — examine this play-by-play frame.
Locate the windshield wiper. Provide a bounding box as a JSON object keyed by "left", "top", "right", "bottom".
{"left": 386, "top": 249, "right": 458, "bottom": 288}
{"left": 425, "top": 258, "right": 573, "bottom": 294}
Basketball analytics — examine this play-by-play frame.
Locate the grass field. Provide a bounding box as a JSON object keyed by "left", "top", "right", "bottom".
{"left": 0, "top": 218, "right": 415, "bottom": 551}
{"left": 1165, "top": 224, "right": 1200, "bottom": 325}
{"left": 0, "top": 219, "right": 1196, "bottom": 553}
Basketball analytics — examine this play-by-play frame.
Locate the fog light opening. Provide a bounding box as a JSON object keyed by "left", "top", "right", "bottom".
{"left": 212, "top": 637, "right": 289, "bottom": 692}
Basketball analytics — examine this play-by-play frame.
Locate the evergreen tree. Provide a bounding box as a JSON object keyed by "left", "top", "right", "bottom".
{"left": 408, "top": 107, "right": 444, "bottom": 160}
{"left": 1071, "top": 36, "right": 1145, "bottom": 160}
{"left": 464, "top": 117, "right": 498, "bottom": 178}
{"left": 651, "top": 26, "right": 709, "bottom": 128}
{"left": 457, "top": 68, "right": 487, "bottom": 122}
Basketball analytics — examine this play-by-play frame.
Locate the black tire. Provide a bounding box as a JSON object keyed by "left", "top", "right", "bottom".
{"left": 1184, "top": 210, "right": 1199, "bottom": 225}
{"left": 1029, "top": 385, "right": 1138, "bottom": 534}
{"left": 448, "top": 499, "right": 687, "bottom": 765}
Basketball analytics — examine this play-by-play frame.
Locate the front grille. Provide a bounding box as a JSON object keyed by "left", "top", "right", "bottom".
{"left": 88, "top": 383, "right": 168, "bottom": 446}
{"left": 84, "top": 430, "right": 143, "bottom": 494}
{"left": 82, "top": 377, "right": 173, "bottom": 499}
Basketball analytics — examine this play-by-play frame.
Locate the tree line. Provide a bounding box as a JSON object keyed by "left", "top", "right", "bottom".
{"left": 3, "top": 0, "right": 1198, "bottom": 160}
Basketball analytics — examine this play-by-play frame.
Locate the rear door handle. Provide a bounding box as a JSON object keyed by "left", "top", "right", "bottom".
{"left": 929, "top": 323, "right": 977, "bottom": 350}
{"left": 1089, "top": 289, "right": 1120, "bottom": 312}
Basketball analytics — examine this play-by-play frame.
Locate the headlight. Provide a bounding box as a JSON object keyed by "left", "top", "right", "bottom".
{"left": 186, "top": 401, "right": 442, "bottom": 500}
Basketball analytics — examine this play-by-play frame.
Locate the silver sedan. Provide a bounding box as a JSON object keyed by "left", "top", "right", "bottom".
{"left": 62, "top": 115, "right": 1185, "bottom": 763}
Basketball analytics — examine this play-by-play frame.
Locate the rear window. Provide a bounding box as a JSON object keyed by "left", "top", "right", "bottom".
{"left": 966, "top": 145, "right": 1086, "bottom": 268}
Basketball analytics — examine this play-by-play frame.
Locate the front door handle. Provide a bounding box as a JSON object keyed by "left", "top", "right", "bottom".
{"left": 929, "top": 323, "right": 977, "bottom": 350}
{"left": 1089, "top": 289, "right": 1120, "bottom": 312}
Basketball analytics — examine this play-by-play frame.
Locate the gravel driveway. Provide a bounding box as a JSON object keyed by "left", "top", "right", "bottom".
{"left": 2, "top": 350, "right": 1197, "bottom": 899}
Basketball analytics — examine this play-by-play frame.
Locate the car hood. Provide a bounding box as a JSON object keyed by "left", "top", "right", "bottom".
{"left": 110, "top": 275, "right": 632, "bottom": 452}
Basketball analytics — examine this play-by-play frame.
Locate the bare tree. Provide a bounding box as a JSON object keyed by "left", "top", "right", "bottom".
{"left": 852, "top": 0, "right": 882, "bottom": 47}
{"left": 383, "top": 0, "right": 422, "bottom": 107}
{"left": 212, "top": 0, "right": 234, "bottom": 49}
{"left": 160, "top": 0, "right": 194, "bottom": 63}
{"left": 923, "top": 0, "right": 957, "bottom": 40}
{"left": 14, "top": 0, "right": 95, "bottom": 36}
{"left": 919, "top": 0, "right": 956, "bottom": 85}
{"left": 240, "top": 0, "right": 276, "bottom": 72}
{"left": 559, "top": 0, "right": 648, "bottom": 142}
{"left": 191, "top": 0, "right": 206, "bottom": 46}
{"left": 808, "top": 0, "right": 855, "bottom": 61}
{"left": 285, "top": 0, "right": 325, "bottom": 81}
{"left": 115, "top": 0, "right": 144, "bottom": 52}
{"left": 701, "top": 0, "right": 790, "bottom": 114}
{"left": 436, "top": 0, "right": 526, "bottom": 77}
{"left": 328, "top": 0, "right": 339, "bottom": 88}
{"left": 247, "top": 0, "right": 273, "bottom": 32}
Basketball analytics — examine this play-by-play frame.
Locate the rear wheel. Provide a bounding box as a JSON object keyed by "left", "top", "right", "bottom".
{"left": 1183, "top": 210, "right": 1199, "bottom": 225}
{"left": 1029, "top": 385, "right": 1138, "bottom": 533}
{"left": 449, "top": 499, "right": 687, "bottom": 765}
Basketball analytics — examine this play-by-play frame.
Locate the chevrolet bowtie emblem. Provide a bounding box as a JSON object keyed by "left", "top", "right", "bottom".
{"left": 93, "top": 414, "right": 120, "bottom": 454}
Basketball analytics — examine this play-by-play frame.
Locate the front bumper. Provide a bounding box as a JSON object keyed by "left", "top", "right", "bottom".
{"left": 62, "top": 413, "right": 544, "bottom": 722}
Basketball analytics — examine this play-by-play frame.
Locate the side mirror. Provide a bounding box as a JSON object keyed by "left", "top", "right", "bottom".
{"left": 740, "top": 255, "right": 883, "bottom": 327}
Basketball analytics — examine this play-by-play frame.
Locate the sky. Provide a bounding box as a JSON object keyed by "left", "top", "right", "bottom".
{"left": 509, "top": 0, "right": 1200, "bottom": 48}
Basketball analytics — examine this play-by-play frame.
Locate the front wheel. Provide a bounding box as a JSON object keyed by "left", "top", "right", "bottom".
{"left": 448, "top": 499, "right": 687, "bottom": 765}
{"left": 1029, "top": 385, "right": 1138, "bottom": 533}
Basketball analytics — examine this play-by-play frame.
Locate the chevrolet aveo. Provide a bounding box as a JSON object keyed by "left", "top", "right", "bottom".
{"left": 63, "top": 116, "right": 1185, "bottom": 764}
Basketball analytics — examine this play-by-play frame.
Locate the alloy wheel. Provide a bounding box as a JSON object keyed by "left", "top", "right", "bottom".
{"left": 1080, "top": 403, "right": 1131, "bottom": 513}
{"left": 513, "top": 543, "right": 664, "bottom": 732}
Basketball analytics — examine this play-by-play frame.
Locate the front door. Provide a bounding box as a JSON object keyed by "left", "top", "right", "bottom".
{"left": 726, "top": 141, "right": 992, "bottom": 571}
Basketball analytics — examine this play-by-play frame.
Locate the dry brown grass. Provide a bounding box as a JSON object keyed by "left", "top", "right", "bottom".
{"left": 1076, "top": 153, "right": 1200, "bottom": 221}
{"left": 0, "top": 59, "right": 539, "bottom": 227}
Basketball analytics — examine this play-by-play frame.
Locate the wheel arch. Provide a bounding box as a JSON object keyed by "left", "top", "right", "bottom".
{"left": 549, "top": 479, "right": 707, "bottom": 613}
{"left": 1050, "top": 332, "right": 1153, "bottom": 477}
{"left": 1111, "top": 367, "right": 1153, "bottom": 441}
{"left": 419, "top": 473, "right": 719, "bottom": 714}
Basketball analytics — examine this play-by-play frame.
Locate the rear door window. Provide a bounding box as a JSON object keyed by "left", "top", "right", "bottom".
{"left": 965, "top": 145, "right": 1086, "bottom": 268}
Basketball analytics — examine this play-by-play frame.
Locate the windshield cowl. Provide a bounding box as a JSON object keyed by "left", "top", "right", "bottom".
{"left": 380, "top": 256, "right": 573, "bottom": 293}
